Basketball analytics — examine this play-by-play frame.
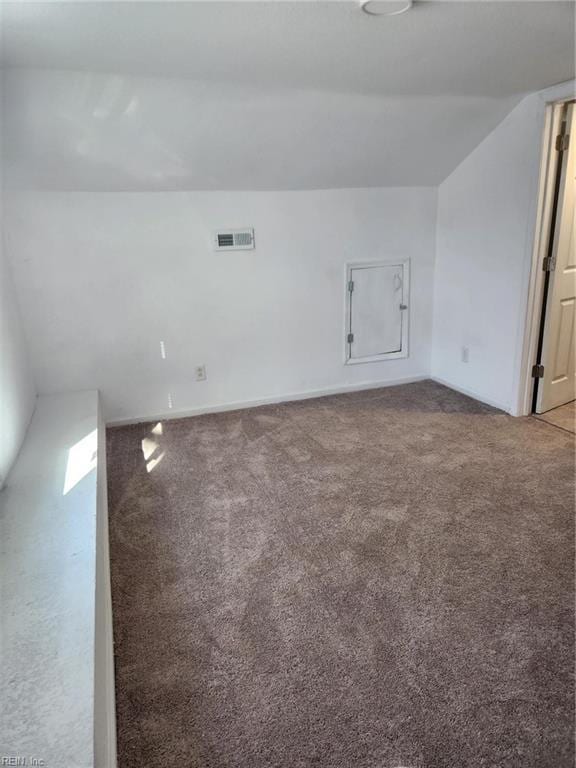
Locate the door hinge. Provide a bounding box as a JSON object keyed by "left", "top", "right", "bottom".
{"left": 347, "top": 332, "right": 354, "bottom": 344}
{"left": 532, "top": 364, "right": 545, "bottom": 378}
{"left": 348, "top": 280, "right": 354, "bottom": 293}
{"left": 542, "top": 256, "right": 556, "bottom": 272}
{"left": 556, "top": 133, "right": 570, "bottom": 152}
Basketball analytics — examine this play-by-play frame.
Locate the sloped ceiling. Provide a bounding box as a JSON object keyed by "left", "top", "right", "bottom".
{"left": 1, "top": 1, "right": 574, "bottom": 191}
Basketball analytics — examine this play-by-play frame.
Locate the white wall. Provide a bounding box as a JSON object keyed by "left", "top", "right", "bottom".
{"left": 0, "top": 92, "right": 36, "bottom": 486}
{"left": 5, "top": 187, "right": 437, "bottom": 422}
{"left": 0, "top": 248, "right": 36, "bottom": 485}
{"left": 431, "top": 93, "right": 546, "bottom": 412}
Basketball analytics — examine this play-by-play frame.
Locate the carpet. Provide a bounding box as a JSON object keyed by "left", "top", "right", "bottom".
{"left": 107, "top": 379, "right": 575, "bottom": 768}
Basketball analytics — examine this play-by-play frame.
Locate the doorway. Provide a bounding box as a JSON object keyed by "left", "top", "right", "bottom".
{"left": 521, "top": 98, "right": 576, "bottom": 425}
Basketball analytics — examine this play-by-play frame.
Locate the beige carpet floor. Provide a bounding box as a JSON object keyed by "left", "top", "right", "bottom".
{"left": 107, "top": 379, "right": 575, "bottom": 768}
{"left": 535, "top": 400, "right": 576, "bottom": 434}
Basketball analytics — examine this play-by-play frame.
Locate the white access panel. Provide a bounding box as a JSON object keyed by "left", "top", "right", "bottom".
{"left": 346, "top": 260, "right": 409, "bottom": 363}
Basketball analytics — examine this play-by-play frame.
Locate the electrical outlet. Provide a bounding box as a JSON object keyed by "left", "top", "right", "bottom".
{"left": 461, "top": 346, "right": 469, "bottom": 363}
{"left": 195, "top": 364, "right": 207, "bottom": 382}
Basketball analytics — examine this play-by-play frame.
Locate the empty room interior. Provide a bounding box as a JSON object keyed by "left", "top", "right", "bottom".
{"left": 1, "top": 1, "right": 576, "bottom": 766}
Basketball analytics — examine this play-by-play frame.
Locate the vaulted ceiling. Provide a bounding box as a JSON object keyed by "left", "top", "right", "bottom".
{"left": 2, "top": 1, "right": 574, "bottom": 190}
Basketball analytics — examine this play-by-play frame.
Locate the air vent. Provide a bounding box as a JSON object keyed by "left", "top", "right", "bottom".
{"left": 214, "top": 228, "right": 255, "bottom": 251}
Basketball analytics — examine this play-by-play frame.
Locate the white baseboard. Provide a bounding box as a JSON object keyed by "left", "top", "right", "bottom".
{"left": 95, "top": 400, "right": 118, "bottom": 768}
{"left": 107, "top": 374, "right": 429, "bottom": 426}
{"left": 430, "top": 376, "right": 510, "bottom": 413}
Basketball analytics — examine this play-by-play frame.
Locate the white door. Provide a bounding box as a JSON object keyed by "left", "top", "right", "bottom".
{"left": 347, "top": 261, "right": 409, "bottom": 363}
{"left": 537, "top": 104, "right": 576, "bottom": 413}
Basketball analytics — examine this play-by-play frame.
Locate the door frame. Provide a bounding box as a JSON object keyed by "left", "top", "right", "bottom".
{"left": 514, "top": 84, "right": 576, "bottom": 416}
{"left": 344, "top": 258, "right": 410, "bottom": 365}
{"left": 535, "top": 101, "right": 575, "bottom": 413}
